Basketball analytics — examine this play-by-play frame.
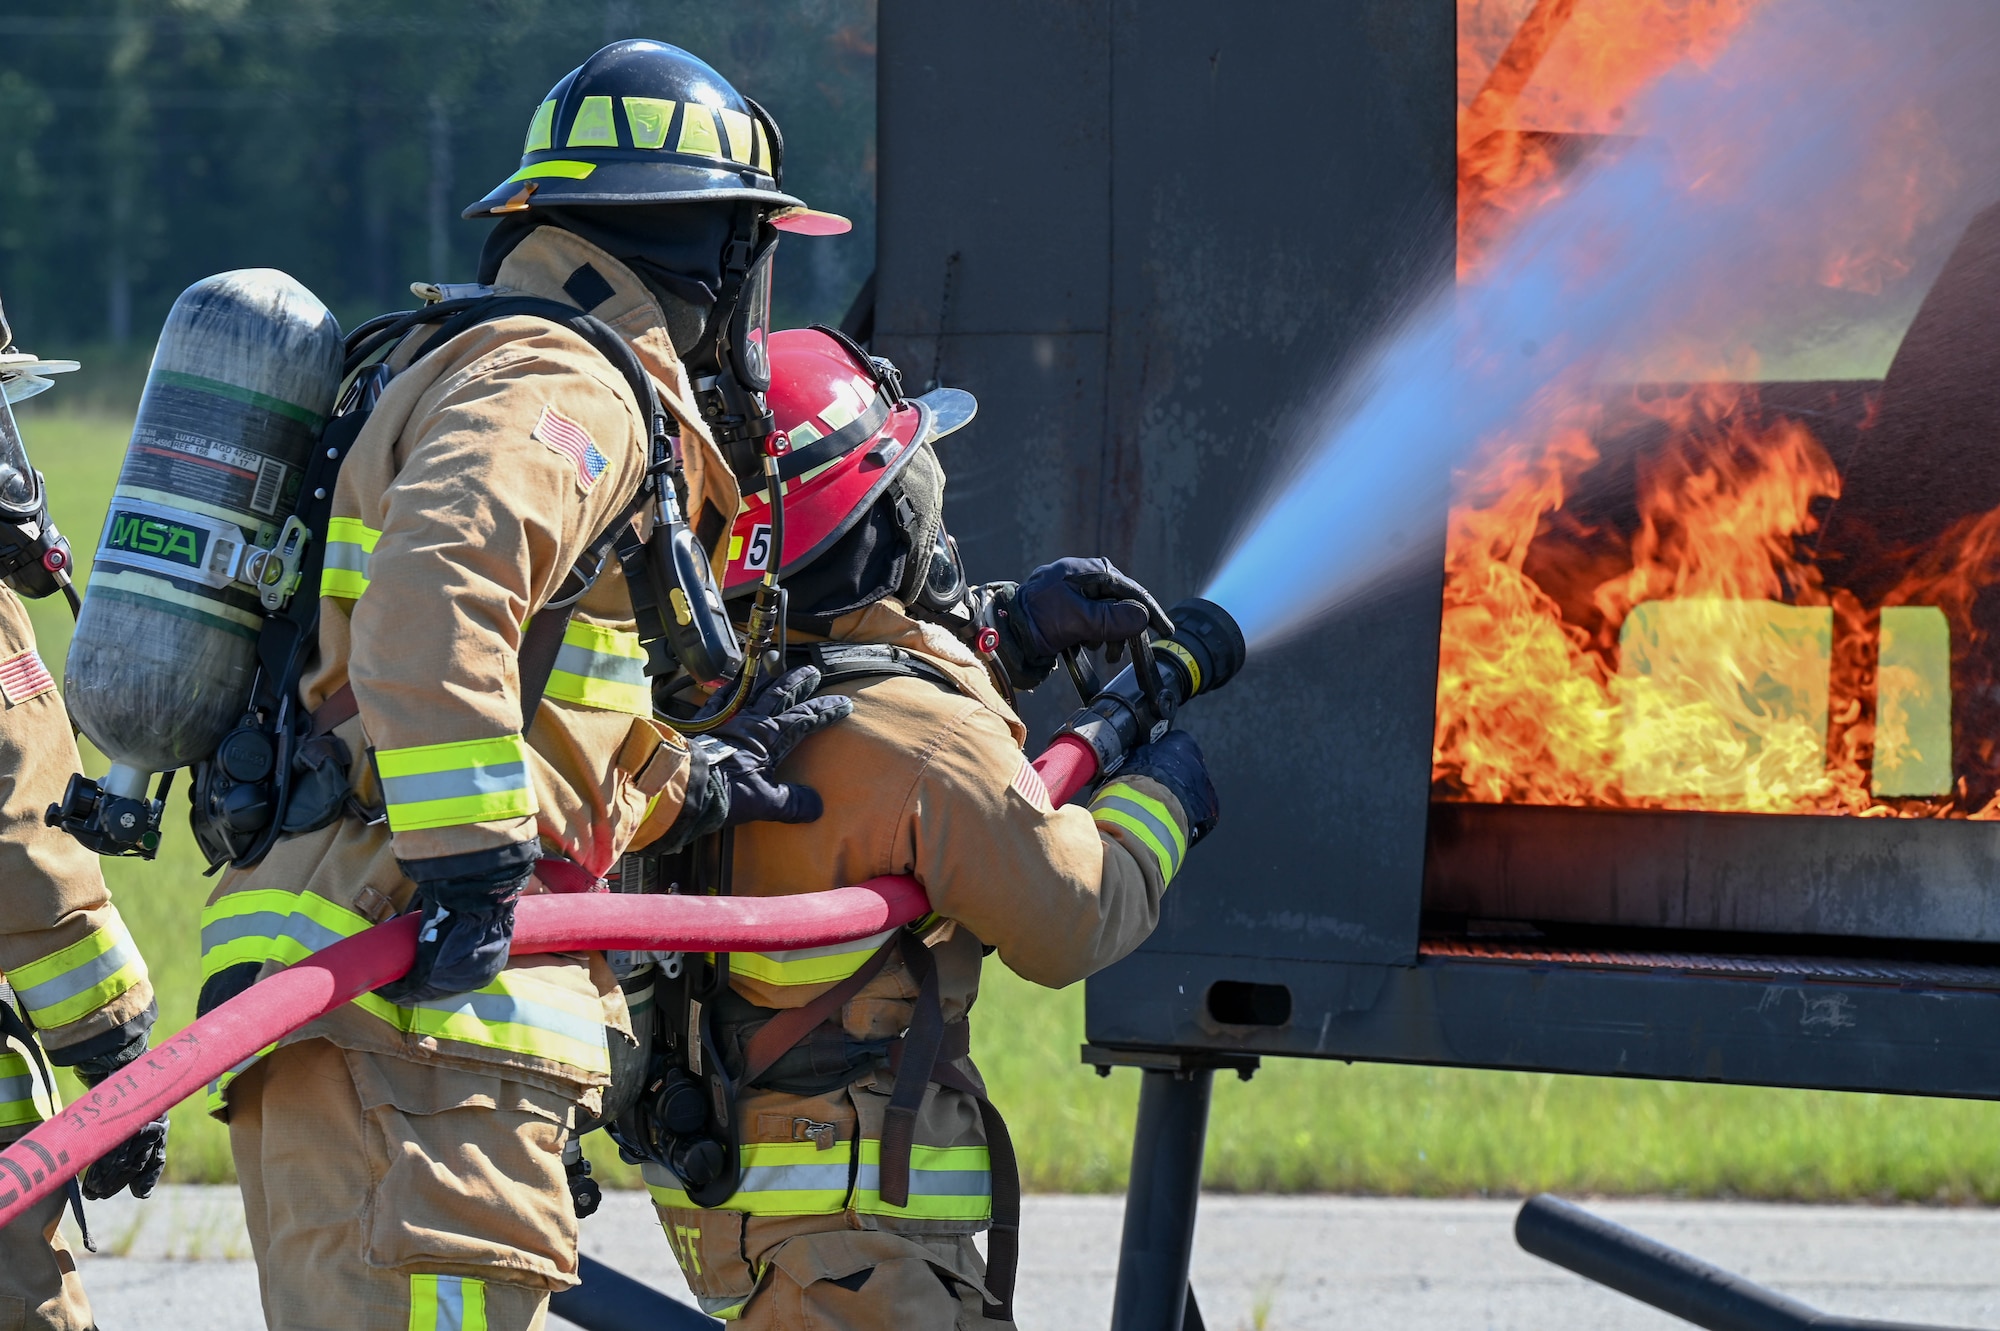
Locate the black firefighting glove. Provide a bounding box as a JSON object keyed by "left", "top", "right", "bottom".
{"left": 375, "top": 849, "right": 534, "bottom": 1006}
{"left": 991, "top": 557, "right": 1176, "bottom": 691}
{"left": 694, "top": 664, "right": 854, "bottom": 827}
{"left": 1119, "top": 730, "right": 1220, "bottom": 844}
{"left": 71, "top": 1032, "right": 170, "bottom": 1201}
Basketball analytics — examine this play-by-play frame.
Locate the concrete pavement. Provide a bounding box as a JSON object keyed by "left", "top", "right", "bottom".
{"left": 54, "top": 1187, "right": 2000, "bottom": 1329}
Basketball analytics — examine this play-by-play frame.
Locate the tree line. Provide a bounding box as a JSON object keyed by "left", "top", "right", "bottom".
{"left": 0, "top": 0, "right": 876, "bottom": 364}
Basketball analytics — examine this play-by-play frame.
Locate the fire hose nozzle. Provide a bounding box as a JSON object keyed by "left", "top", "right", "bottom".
{"left": 1056, "top": 596, "right": 1246, "bottom": 776}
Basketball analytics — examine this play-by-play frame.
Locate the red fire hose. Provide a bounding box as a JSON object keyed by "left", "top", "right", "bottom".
{"left": 0, "top": 737, "right": 1103, "bottom": 1230}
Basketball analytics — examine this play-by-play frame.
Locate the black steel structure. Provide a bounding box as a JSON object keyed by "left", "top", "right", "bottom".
{"left": 876, "top": 3, "right": 2000, "bottom": 1330}
{"left": 1515, "top": 1195, "right": 1963, "bottom": 1331}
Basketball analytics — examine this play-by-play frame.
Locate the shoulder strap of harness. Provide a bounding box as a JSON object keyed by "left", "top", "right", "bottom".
{"left": 217, "top": 296, "right": 668, "bottom": 870}
{"left": 790, "top": 641, "right": 962, "bottom": 697}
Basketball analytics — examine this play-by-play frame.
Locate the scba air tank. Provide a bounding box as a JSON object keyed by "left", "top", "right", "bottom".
{"left": 65, "top": 270, "right": 341, "bottom": 798}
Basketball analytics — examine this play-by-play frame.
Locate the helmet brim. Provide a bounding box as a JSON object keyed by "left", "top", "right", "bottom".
{"left": 463, "top": 154, "right": 804, "bottom": 218}
{"left": 914, "top": 388, "right": 977, "bottom": 444}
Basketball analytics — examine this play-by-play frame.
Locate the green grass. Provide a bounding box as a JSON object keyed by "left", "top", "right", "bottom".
{"left": 22, "top": 408, "right": 2000, "bottom": 1199}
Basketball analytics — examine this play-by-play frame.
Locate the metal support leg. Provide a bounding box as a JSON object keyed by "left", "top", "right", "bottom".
{"left": 1109, "top": 1066, "right": 1215, "bottom": 1331}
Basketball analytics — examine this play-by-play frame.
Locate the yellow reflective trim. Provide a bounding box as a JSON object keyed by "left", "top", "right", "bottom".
{"left": 321, "top": 516, "right": 380, "bottom": 600}
{"left": 567, "top": 95, "right": 617, "bottom": 148}
{"left": 376, "top": 734, "right": 535, "bottom": 833}
{"left": 373, "top": 730, "right": 523, "bottom": 776}
{"left": 717, "top": 108, "right": 754, "bottom": 164}
{"left": 727, "top": 534, "right": 744, "bottom": 562}
{"left": 523, "top": 99, "right": 557, "bottom": 153}
{"left": 729, "top": 929, "right": 895, "bottom": 989}
{"left": 1093, "top": 807, "right": 1175, "bottom": 882}
{"left": 854, "top": 1141, "right": 993, "bottom": 1221}
{"left": 505, "top": 160, "right": 598, "bottom": 183}
{"left": 544, "top": 672, "right": 649, "bottom": 715}
{"left": 29, "top": 965, "right": 143, "bottom": 1030}
{"left": 410, "top": 1274, "right": 487, "bottom": 1331}
{"left": 350, "top": 986, "right": 611, "bottom": 1075}
{"left": 753, "top": 120, "right": 770, "bottom": 171}
{"left": 325, "top": 516, "right": 380, "bottom": 550}
{"left": 10, "top": 923, "right": 118, "bottom": 991}
{"left": 199, "top": 887, "right": 606, "bottom": 1075}
{"left": 564, "top": 619, "right": 646, "bottom": 660}
{"left": 1091, "top": 780, "right": 1188, "bottom": 882}
{"left": 677, "top": 104, "right": 723, "bottom": 159}
{"left": 0, "top": 1047, "right": 53, "bottom": 1128}
{"left": 624, "top": 97, "right": 675, "bottom": 150}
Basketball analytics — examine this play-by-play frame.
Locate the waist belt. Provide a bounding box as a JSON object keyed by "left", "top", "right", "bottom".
{"left": 733, "top": 931, "right": 1019, "bottom": 1321}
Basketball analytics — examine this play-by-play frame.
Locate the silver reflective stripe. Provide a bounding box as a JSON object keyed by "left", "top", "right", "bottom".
{"left": 738, "top": 1160, "right": 854, "bottom": 1196}
{"left": 1093, "top": 793, "right": 1184, "bottom": 877}
{"left": 552, "top": 640, "right": 647, "bottom": 688}
{"left": 405, "top": 988, "right": 606, "bottom": 1050}
{"left": 324, "top": 541, "right": 371, "bottom": 579}
{"left": 14, "top": 935, "right": 138, "bottom": 1015}
{"left": 378, "top": 761, "right": 529, "bottom": 808}
{"left": 434, "top": 1275, "right": 471, "bottom": 1331}
{"left": 0, "top": 1071, "right": 38, "bottom": 1106}
{"left": 200, "top": 909, "right": 347, "bottom": 956}
{"left": 853, "top": 1163, "right": 992, "bottom": 1199}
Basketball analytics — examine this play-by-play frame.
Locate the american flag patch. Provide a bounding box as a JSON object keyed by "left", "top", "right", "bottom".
{"left": 0, "top": 648, "right": 55, "bottom": 706}
{"left": 534, "top": 404, "right": 610, "bottom": 492}
{"left": 1010, "top": 757, "right": 1053, "bottom": 812}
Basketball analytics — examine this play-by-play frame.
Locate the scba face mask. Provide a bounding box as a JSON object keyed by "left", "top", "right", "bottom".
{"left": 0, "top": 392, "right": 74, "bottom": 604}
{"left": 689, "top": 207, "right": 781, "bottom": 479}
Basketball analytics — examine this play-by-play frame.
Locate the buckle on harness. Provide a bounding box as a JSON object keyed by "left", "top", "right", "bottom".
{"left": 239, "top": 515, "right": 310, "bottom": 612}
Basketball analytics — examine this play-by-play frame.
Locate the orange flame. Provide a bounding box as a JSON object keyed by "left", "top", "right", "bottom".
{"left": 1437, "top": 1, "right": 1984, "bottom": 819}
{"left": 1458, "top": 0, "right": 1761, "bottom": 279}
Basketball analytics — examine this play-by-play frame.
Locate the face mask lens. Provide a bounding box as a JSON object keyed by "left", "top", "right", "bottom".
{"left": 733, "top": 248, "right": 774, "bottom": 392}
{"left": 0, "top": 397, "right": 39, "bottom": 513}
{"left": 923, "top": 529, "right": 966, "bottom": 606}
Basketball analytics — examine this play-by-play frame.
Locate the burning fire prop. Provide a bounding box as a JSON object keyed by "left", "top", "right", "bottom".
{"left": 1436, "top": 0, "right": 1998, "bottom": 817}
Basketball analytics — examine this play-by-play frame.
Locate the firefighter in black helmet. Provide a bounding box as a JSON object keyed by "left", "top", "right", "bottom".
{"left": 214, "top": 40, "right": 852, "bottom": 1331}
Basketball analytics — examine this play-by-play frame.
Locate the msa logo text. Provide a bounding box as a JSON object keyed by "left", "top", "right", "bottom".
{"left": 107, "top": 511, "right": 205, "bottom": 569}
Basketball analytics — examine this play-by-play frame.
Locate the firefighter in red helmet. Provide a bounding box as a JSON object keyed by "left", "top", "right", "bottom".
{"left": 619, "top": 327, "right": 1220, "bottom": 1326}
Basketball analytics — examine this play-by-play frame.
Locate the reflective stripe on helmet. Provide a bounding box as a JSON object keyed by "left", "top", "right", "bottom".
{"left": 523, "top": 99, "right": 557, "bottom": 153}
{"left": 727, "top": 927, "right": 897, "bottom": 991}
{"left": 503, "top": 161, "right": 598, "bottom": 184}
{"left": 544, "top": 620, "right": 650, "bottom": 715}
{"left": 7, "top": 919, "right": 146, "bottom": 1032}
{"left": 676, "top": 105, "right": 724, "bottom": 159}
{"left": 0, "top": 1047, "right": 52, "bottom": 1129}
{"left": 624, "top": 97, "right": 675, "bottom": 150}
{"left": 375, "top": 735, "right": 535, "bottom": 831}
{"left": 1090, "top": 781, "right": 1187, "bottom": 884}
{"left": 567, "top": 95, "right": 617, "bottom": 148}
{"left": 199, "top": 888, "right": 611, "bottom": 1075}
{"left": 320, "top": 516, "right": 379, "bottom": 599}
{"left": 410, "top": 1273, "right": 489, "bottom": 1331}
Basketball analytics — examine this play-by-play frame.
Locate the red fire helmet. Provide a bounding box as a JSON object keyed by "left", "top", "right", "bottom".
{"left": 721, "top": 326, "right": 976, "bottom": 597}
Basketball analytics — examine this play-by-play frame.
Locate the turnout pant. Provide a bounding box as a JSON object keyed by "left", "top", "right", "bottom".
{"left": 228, "top": 1038, "right": 585, "bottom": 1331}
{"left": 0, "top": 1124, "right": 93, "bottom": 1331}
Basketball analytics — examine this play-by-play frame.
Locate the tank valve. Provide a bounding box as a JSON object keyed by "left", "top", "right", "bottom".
{"left": 46, "top": 770, "right": 168, "bottom": 859}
